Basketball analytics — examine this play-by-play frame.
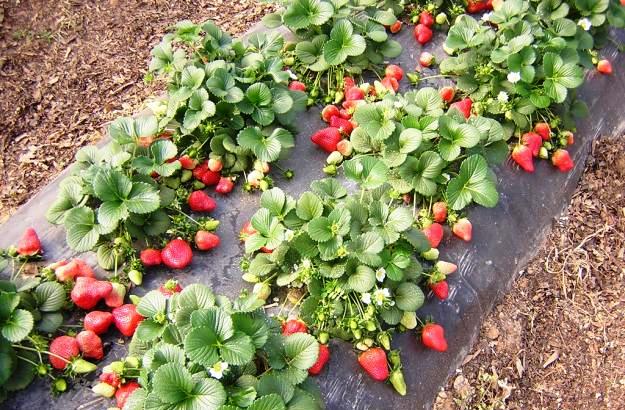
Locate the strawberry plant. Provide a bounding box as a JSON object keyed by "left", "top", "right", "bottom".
{"left": 263, "top": 0, "right": 405, "bottom": 103}
{"left": 94, "top": 284, "right": 324, "bottom": 410}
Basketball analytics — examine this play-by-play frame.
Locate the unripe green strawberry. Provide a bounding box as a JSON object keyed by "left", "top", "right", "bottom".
{"left": 128, "top": 269, "right": 143, "bottom": 286}
{"left": 390, "top": 370, "right": 407, "bottom": 396}
{"left": 253, "top": 282, "right": 271, "bottom": 300}
{"left": 435, "top": 12, "right": 448, "bottom": 25}
{"left": 421, "top": 248, "right": 439, "bottom": 260}
{"left": 326, "top": 151, "right": 344, "bottom": 165}
{"left": 400, "top": 311, "right": 417, "bottom": 329}
{"left": 92, "top": 382, "right": 116, "bottom": 398}
{"left": 72, "top": 358, "right": 97, "bottom": 374}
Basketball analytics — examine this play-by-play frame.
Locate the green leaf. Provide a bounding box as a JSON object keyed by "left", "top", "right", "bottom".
{"left": 283, "top": 0, "right": 334, "bottom": 29}
{"left": 2, "top": 309, "right": 34, "bottom": 342}
{"left": 93, "top": 169, "right": 132, "bottom": 202}
{"left": 126, "top": 182, "right": 160, "bottom": 214}
{"left": 152, "top": 362, "right": 195, "bottom": 404}
{"left": 64, "top": 206, "right": 100, "bottom": 252}
{"left": 447, "top": 154, "right": 499, "bottom": 210}
{"left": 257, "top": 375, "right": 294, "bottom": 404}
{"left": 34, "top": 282, "right": 66, "bottom": 312}
{"left": 184, "top": 326, "right": 220, "bottom": 367}
{"left": 237, "top": 127, "right": 284, "bottom": 162}
{"left": 398, "top": 152, "right": 445, "bottom": 197}
{"left": 178, "top": 284, "right": 216, "bottom": 310}
{"left": 307, "top": 217, "right": 333, "bottom": 242}
{"left": 261, "top": 188, "right": 287, "bottom": 217}
{"left": 323, "top": 20, "right": 366, "bottom": 65}
{"left": 284, "top": 333, "right": 319, "bottom": 370}
{"left": 394, "top": 282, "right": 424, "bottom": 312}
{"left": 137, "top": 290, "right": 167, "bottom": 318}
{"left": 262, "top": 12, "right": 283, "bottom": 28}
{"left": 136, "top": 319, "right": 166, "bottom": 342}
{"left": 37, "top": 312, "right": 64, "bottom": 333}
{"left": 191, "top": 307, "right": 234, "bottom": 340}
{"left": 296, "top": 192, "right": 323, "bottom": 221}
{"left": 348, "top": 265, "right": 376, "bottom": 293}
{"left": 249, "top": 394, "right": 286, "bottom": 410}
{"left": 343, "top": 157, "right": 388, "bottom": 190}
{"left": 398, "top": 129, "right": 422, "bottom": 154}
{"left": 220, "top": 331, "right": 255, "bottom": 365}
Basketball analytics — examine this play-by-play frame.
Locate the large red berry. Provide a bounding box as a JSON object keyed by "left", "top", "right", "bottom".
{"left": 551, "top": 149, "right": 574, "bottom": 172}
{"left": 76, "top": 330, "right": 104, "bottom": 361}
{"left": 467, "top": 0, "right": 487, "bottom": 13}
{"left": 439, "top": 86, "right": 455, "bottom": 103}
{"left": 422, "top": 323, "right": 448, "bottom": 352}
{"left": 345, "top": 87, "right": 365, "bottom": 101}
{"left": 282, "top": 319, "right": 308, "bottom": 335}
{"left": 71, "top": 277, "right": 113, "bottom": 310}
{"left": 389, "top": 21, "right": 402, "bottom": 33}
{"left": 308, "top": 344, "right": 330, "bottom": 375}
{"left": 511, "top": 144, "right": 534, "bottom": 173}
{"left": 112, "top": 304, "right": 144, "bottom": 337}
{"left": 419, "top": 11, "right": 434, "bottom": 27}
{"left": 104, "top": 282, "right": 126, "bottom": 308}
{"left": 430, "top": 280, "right": 449, "bottom": 300}
{"left": 521, "top": 132, "right": 542, "bottom": 157}
{"left": 414, "top": 23, "right": 433, "bottom": 45}
{"left": 385, "top": 64, "right": 404, "bottom": 81}
{"left": 358, "top": 347, "right": 389, "bottom": 381}
{"left": 288, "top": 81, "right": 307, "bottom": 92}
{"left": 158, "top": 279, "right": 183, "bottom": 296}
{"left": 329, "top": 116, "right": 354, "bottom": 136}
{"left": 84, "top": 311, "right": 114, "bottom": 335}
{"left": 452, "top": 218, "right": 472, "bottom": 242}
{"left": 215, "top": 177, "right": 235, "bottom": 195}
{"left": 49, "top": 336, "right": 80, "bottom": 370}
{"left": 311, "top": 127, "right": 342, "bottom": 153}
{"left": 17, "top": 227, "right": 41, "bottom": 256}
{"left": 195, "top": 230, "right": 220, "bottom": 251}
{"left": 449, "top": 98, "right": 472, "bottom": 119}
{"left": 422, "top": 222, "right": 444, "bottom": 248}
{"left": 188, "top": 190, "right": 217, "bottom": 212}
{"left": 432, "top": 202, "right": 447, "bottom": 223}
{"left": 140, "top": 248, "right": 162, "bottom": 266}
{"left": 381, "top": 76, "right": 399, "bottom": 93}
{"left": 116, "top": 382, "right": 141, "bottom": 409}
{"left": 321, "top": 105, "right": 340, "bottom": 123}
{"left": 534, "top": 122, "right": 551, "bottom": 140}
{"left": 193, "top": 161, "right": 221, "bottom": 185}
{"left": 597, "top": 59, "right": 612, "bottom": 75}
{"left": 161, "top": 239, "right": 193, "bottom": 269}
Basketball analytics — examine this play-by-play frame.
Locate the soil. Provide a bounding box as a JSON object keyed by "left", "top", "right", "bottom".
{"left": 0, "top": 0, "right": 273, "bottom": 223}
{"left": 435, "top": 136, "right": 625, "bottom": 410}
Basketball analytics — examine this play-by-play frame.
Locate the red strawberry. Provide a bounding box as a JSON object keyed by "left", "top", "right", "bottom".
{"left": 330, "top": 116, "right": 354, "bottom": 136}
{"left": 621, "top": 0, "right": 625, "bottom": 5}
{"left": 104, "top": 282, "right": 126, "bottom": 308}
{"left": 414, "top": 24, "right": 433, "bottom": 45}
{"left": 282, "top": 319, "right": 308, "bottom": 335}
{"left": 439, "top": 86, "right": 455, "bottom": 103}
{"left": 17, "top": 228, "right": 42, "bottom": 256}
{"left": 429, "top": 280, "right": 449, "bottom": 300}
{"left": 179, "top": 155, "right": 197, "bottom": 170}
{"left": 193, "top": 161, "right": 221, "bottom": 185}
{"left": 112, "top": 304, "right": 144, "bottom": 337}
{"left": 563, "top": 131, "right": 575, "bottom": 146}
{"left": 419, "top": 52, "right": 435, "bottom": 67}
{"left": 534, "top": 122, "right": 551, "bottom": 140}
{"left": 195, "top": 230, "right": 220, "bottom": 251}
{"left": 208, "top": 158, "right": 223, "bottom": 172}
{"left": 345, "top": 87, "right": 365, "bottom": 101}
{"left": 188, "top": 190, "right": 217, "bottom": 212}
{"left": 115, "top": 382, "right": 140, "bottom": 409}
{"left": 422, "top": 222, "right": 444, "bottom": 248}
{"left": 240, "top": 221, "right": 257, "bottom": 241}
{"left": 75, "top": 259, "right": 95, "bottom": 278}
{"left": 215, "top": 176, "right": 235, "bottom": 195}
{"left": 161, "top": 238, "right": 193, "bottom": 269}
{"left": 158, "top": 279, "right": 183, "bottom": 296}
{"left": 511, "top": 144, "right": 534, "bottom": 172}
{"left": 309, "top": 344, "right": 330, "bottom": 375}
{"left": 419, "top": 11, "right": 434, "bottom": 27}
{"left": 289, "top": 81, "right": 307, "bottom": 92}
{"left": 71, "top": 277, "right": 113, "bottom": 310}
{"left": 381, "top": 76, "right": 399, "bottom": 93}
{"left": 551, "top": 149, "right": 574, "bottom": 172}
{"left": 452, "top": 218, "right": 472, "bottom": 242}
{"left": 339, "top": 109, "right": 353, "bottom": 119}
{"left": 597, "top": 59, "right": 612, "bottom": 75}
{"left": 449, "top": 98, "right": 472, "bottom": 119}
{"left": 467, "top": 0, "right": 486, "bottom": 13}
{"left": 421, "top": 323, "right": 448, "bottom": 352}
{"left": 385, "top": 64, "right": 404, "bottom": 81}
{"left": 432, "top": 202, "right": 447, "bottom": 223}
{"left": 389, "top": 21, "right": 402, "bottom": 33}
{"left": 54, "top": 259, "right": 80, "bottom": 282}
{"left": 521, "top": 132, "right": 542, "bottom": 157}
{"left": 84, "top": 311, "right": 114, "bottom": 335}
{"left": 49, "top": 336, "right": 80, "bottom": 370}
{"left": 76, "top": 330, "right": 104, "bottom": 361}
{"left": 140, "top": 248, "right": 162, "bottom": 266}
{"left": 321, "top": 105, "right": 340, "bottom": 123}
{"left": 311, "top": 127, "right": 342, "bottom": 153}
{"left": 342, "top": 99, "right": 364, "bottom": 113}
{"left": 358, "top": 347, "right": 389, "bottom": 381}
{"left": 99, "top": 372, "right": 122, "bottom": 388}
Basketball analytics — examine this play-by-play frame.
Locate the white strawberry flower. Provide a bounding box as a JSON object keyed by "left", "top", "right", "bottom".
{"left": 284, "top": 229, "right": 295, "bottom": 241}
{"left": 375, "top": 268, "right": 386, "bottom": 282}
{"left": 361, "top": 292, "right": 372, "bottom": 305}
{"left": 497, "top": 91, "right": 509, "bottom": 103}
{"left": 578, "top": 18, "right": 592, "bottom": 31}
{"left": 209, "top": 361, "right": 229, "bottom": 379}
{"left": 373, "top": 288, "right": 391, "bottom": 306}
{"left": 481, "top": 12, "right": 492, "bottom": 21}
{"left": 507, "top": 71, "right": 521, "bottom": 84}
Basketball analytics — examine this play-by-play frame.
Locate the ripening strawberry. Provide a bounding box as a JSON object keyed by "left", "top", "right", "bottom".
{"left": 621, "top": 0, "right": 625, "bottom": 6}
{"left": 551, "top": 149, "right": 574, "bottom": 172}
{"left": 511, "top": 144, "right": 534, "bottom": 172}
{"left": 421, "top": 323, "right": 448, "bottom": 352}
{"left": 330, "top": 116, "right": 354, "bottom": 136}
{"left": 195, "top": 230, "right": 220, "bottom": 251}
{"left": 71, "top": 277, "right": 113, "bottom": 310}
{"left": 215, "top": 176, "right": 235, "bottom": 195}
{"left": 74, "top": 259, "right": 95, "bottom": 278}
{"left": 116, "top": 382, "right": 141, "bottom": 409}
{"left": 76, "top": 330, "right": 104, "bottom": 361}
{"left": 289, "top": 81, "right": 307, "bottom": 92}
{"left": 309, "top": 344, "right": 330, "bottom": 375}
{"left": 429, "top": 280, "right": 449, "bottom": 300}
{"left": 439, "top": 86, "right": 455, "bottom": 103}
{"left": 432, "top": 202, "right": 447, "bottom": 223}
{"left": 419, "top": 51, "right": 435, "bottom": 67}
{"left": 158, "top": 279, "right": 183, "bottom": 296}
{"left": 311, "top": 127, "right": 343, "bottom": 153}
{"left": 521, "top": 132, "right": 542, "bottom": 157}
{"left": 419, "top": 11, "right": 434, "bottom": 27}
{"left": 104, "top": 282, "right": 126, "bottom": 308}
{"left": 358, "top": 347, "right": 389, "bottom": 381}
{"left": 534, "top": 122, "right": 551, "bottom": 140}
{"left": 239, "top": 221, "right": 257, "bottom": 241}
{"left": 336, "top": 139, "right": 353, "bottom": 157}
{"left": 385, "top": 64, "right": 404, "bottom": 81}
{"left": 563, "top": 131, "right": 574, "bottom": 146}
{"left": 343, "top": 76, "right": 356, "bottom": 93}
{"left": 208, "top": 158, "right": 223, "bottom": 172}
{"left": 17, "top": 227, "right": 42, "bottom": 256}
{"left": 414, "top": 23, "right": 433, "bottom": 45}
{"left": 381, "top": 76, "right": 399, "bottom": 93}
{"left": 49, "top": 336, "right": 80, "bottom": 370}
{"left": 188, "top": 190, "right": 217, "bottom": 212}
{"left": 53, "top": 259, "right": 80, "bottom": 282}
{"left": 99, "top": 371, "right": 122, "bottom": 388}
{"left": 345, "top": 87, "right": 365, "bottom": 101}
{"left": 161, "top": 238, "right": 193, "bottom": 269}
{"left": 597, "top": 59, "right": 613, "bottom": 75}
{"left": 178, "top": 155, "right": 197, "bottom": 170}
{"left": 321, "top": 105, "right": 340, "bottom": 123}
{"left": 282, "top": 319, "right": 308, "bottom": 335}
{"left": 112, "top": 304, "right": 144, "bottom": 337}
{"left": 422, "top": 222, "right": 444, "bottom": 248}
{"left": 449, "top": 98, "right": 472, "bottom": 119}
{"left": 140, "top": 248, "right": 162, "bottom": 266}
{"left": 452, "top": 218, "right": 472, "bottom": 242}
{"left": 389, "top": 21, "right": 402, "bottom": 33}
{"left": 436, "top": 261, "right": 457, "bottom": 275}
{"left": 84, "top": 311, "right": 114, "bottom": 335}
